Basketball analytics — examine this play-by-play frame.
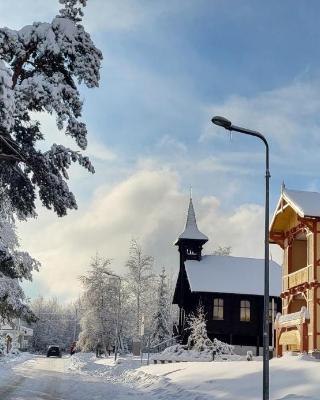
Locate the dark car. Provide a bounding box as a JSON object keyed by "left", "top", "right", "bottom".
{"left": 47, "top": 345, "right": 62, "bottom": 358}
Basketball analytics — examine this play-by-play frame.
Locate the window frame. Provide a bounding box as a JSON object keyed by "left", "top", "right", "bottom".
{"left": 213, "top": 298, "right": 224, "bottom": 320}
{"left": 240, "top": 300, "right": 251, "bottom": 322}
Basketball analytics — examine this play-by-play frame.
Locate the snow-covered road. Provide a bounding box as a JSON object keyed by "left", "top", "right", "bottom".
{"left": 0, "top": 355, "right": 157, "bottom": 400}
{"left": 3, "top": 353, "right": 318, "bottom": 400}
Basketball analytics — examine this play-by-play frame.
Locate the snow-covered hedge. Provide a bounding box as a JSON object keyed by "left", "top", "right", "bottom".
{"left": 152, "top": 339, "right": 237, "bottom": 362}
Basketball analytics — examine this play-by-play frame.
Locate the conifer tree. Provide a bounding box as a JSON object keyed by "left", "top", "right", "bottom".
{"left": 0, "top": 188, "right": 39, "bottom": 322}
{"left": 0, "top": 0, "right": 102, "bottom": 218}
{"left": 187, "top": 303, "right": 211, "bottom": 352}
{"left": 151, "top": 267, "right": 171, "bottom": 344}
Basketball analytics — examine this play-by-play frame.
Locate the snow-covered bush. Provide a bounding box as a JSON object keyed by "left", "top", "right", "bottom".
{"left": 186, "top": 304, "right": 234, "bottom": 356}
{"left": 153, "top": 341, "right": 235, "bottom": 362}
{"left": 211, "top": 338, "right": 234, "bottom": 356}
{"left": 187, "top": 304, "right": 212, "bottom": 351}
{"left": 246, "top": 350, "right": 253, "bottom": 361}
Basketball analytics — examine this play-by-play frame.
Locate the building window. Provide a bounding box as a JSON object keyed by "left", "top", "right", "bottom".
{"left": 213, "top": 298, "right": 224, "bottom": 320}
{"left": 269, "top": 300, "right": 277, "bottom": 320}
{"left": 240, "top": 300, "right": 250, "bottom": 321}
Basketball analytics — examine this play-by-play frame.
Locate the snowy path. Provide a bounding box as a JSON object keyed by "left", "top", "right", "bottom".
{"left": 0, "top": 355, "right": 210, "bottom": 400}
{"left": 2, "top": 353, "right": 318, "bottom": 400}
{"left": 0, "top": 355, "right": 159, "bottom": 400}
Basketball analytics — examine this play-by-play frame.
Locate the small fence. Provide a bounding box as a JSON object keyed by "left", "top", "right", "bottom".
{"left": 145, "top": 336, "right": 181, "bottom": 354}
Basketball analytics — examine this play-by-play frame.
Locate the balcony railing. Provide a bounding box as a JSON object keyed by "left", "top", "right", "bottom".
{"left": 276, "top": 307, "right": 310, "bottom": 327}
{"left": 283, "top": 266, "right": 309, "bottom": 290}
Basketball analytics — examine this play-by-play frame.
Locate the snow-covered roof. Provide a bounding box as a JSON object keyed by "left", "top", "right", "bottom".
{"left": 176, "top": 198, "right": 208, "bottom": 243}
{"left": 185, "top": 255, "right": 281, "bottom": 296}
{"left": 282, "top": 188, "right": 320, "bottom": 218}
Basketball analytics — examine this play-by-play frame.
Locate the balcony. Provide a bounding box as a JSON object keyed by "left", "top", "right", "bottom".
{"left": 276, "top": 307, "right": 310, "bottom": 327}
{"left": 283, "top": 266, "right": 309, "bottom": 290}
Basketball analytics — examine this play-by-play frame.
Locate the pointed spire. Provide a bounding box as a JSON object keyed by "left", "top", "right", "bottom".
{"left": 177, "top": 197, "right": 208, "bottom": 242}
{"left": 281, "top": 181, "right": 285, "bottom": 195}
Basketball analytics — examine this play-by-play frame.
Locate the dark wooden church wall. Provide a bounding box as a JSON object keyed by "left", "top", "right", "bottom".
{"left": 183, "top": 291, "right": 281, "bottom": 347}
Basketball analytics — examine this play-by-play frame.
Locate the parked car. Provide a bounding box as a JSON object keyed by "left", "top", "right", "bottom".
{"left": 47, "top": 345, "right": 62, "bottom": 358}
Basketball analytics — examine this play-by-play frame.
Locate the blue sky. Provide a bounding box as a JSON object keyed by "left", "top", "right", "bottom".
{"left": 82, "top": 0, "right": 320, "bottom": 204}
{"left": 2, "top": 0, "right": 320, "bottom": 300}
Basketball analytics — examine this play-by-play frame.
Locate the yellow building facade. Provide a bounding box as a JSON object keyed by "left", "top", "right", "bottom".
{"left": 270, "top": 186, "right": 320, "bottom": 356}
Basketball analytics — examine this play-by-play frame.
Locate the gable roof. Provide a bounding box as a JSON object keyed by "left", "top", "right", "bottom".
{"left": 185, "top": 255, "right": 281, "bottom": 296}
{"left": 270, "top": 187, "right": 320, "bottom": 235}
{"left": 175, "top": 198, "right": 208, "bottom": 243}
{"left": 282, "top": 188, "right": 320, "bottom": 218}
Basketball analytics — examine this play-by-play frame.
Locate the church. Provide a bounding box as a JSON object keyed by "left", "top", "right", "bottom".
{"left": 173, "top": 197, "right": 282, "bottom": 355}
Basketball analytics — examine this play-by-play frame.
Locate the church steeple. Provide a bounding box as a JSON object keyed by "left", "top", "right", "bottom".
{"left": 175, "top": 196, "right": 208, "bottom": 260}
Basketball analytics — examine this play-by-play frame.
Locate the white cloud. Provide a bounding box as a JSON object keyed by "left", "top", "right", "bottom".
{"left": 33, "top": 112, "right": 117, "bottom": 163}
{"left": 156, "top": 135, "right": 187, "bottom": 153}
{"left": 202, "top": 80, "right": 320, "bottom": 153}
{"left": 18, "top": 167, "right": 281, "bottom": 301}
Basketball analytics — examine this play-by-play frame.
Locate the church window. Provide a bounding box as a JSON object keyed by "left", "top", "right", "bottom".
{"left": 213, "top": 298, "right": 224, "bottom": 320}
{"left": 240, "top": 300, "right": 250, "bottom": 321}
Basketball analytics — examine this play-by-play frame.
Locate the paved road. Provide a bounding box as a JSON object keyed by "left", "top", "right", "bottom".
{"left": 0, "top": 356, "right": 150, "bottom": 400}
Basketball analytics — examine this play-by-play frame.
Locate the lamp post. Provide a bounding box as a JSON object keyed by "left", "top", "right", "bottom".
{"left": 104, "top": 272, "right": 122, "bottom": 361}
{"left": 211, "top": 116, "right": 270, "bottom": 400}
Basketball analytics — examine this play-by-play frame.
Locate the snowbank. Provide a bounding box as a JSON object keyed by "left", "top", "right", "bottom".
{"left": 65, "top": 352, "right": 320, "bottom": 399}
{"left": 140, "top": 354, "right": 320, "bottom": 400}
{"left": 151, "top": 339, "right": 240, "bottom": 363}
{"left": 0, "top": 351, "right": 32, "bottom": 365}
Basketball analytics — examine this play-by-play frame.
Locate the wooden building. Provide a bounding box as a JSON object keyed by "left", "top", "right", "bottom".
{"left": 270, "top": 185, "right": 320, "bottom": 356}
{"left": 173, "top": 197, "right": 281, "bottom": 355}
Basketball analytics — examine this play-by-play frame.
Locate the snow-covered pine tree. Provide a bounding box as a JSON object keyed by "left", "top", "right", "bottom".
{"left": 0, "top": 188, "right": 39, "bottom": 322}
{"left": 125, "top": 239, "right": 155, "bottom": 337}
{"left": 187, "top": 303, "right": 212, "bottom": 352}
{"left": 0, "top": 0, "right": 103, "bottom": 218}
{"left": 151, "top": 267, "right": 171, "bottom": 345}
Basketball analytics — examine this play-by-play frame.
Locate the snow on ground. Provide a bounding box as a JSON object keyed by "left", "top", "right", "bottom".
{"left": 0, "top": 351, "right": 33, "bottom": 365}
{"left": 1, "top": 352, "right": 320, "bottom": 399}
{"left": 67, "top": 352, "right": 320, "bottom": 400}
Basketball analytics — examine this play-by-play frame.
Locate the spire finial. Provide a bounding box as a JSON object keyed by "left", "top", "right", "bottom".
{"left": 281, "top": 181, "right": 285, "bottom": 194}
{"left": 189, "top": 185, "right": 192, "bottom": 200}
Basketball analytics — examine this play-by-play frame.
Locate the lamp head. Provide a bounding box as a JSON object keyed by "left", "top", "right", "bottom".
{"left": 211, "top": 116, "right": 232, "bottom": 130}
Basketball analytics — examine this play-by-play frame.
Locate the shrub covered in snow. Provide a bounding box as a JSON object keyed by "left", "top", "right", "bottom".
{"left": 187, "top": 304, "right": 212, "bottom": 352}
{"left": 211, "top": 338, "right": 234, "bottom": 356}
{"left": 152, "top": 339, "right": 235, "bottom": 362}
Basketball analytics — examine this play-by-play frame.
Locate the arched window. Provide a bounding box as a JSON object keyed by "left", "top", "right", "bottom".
{"left": 240, "top": 300, "right": 250, "bottom": 321}
{"left": 213, "top": 298, "right": 224, "bottom": 320}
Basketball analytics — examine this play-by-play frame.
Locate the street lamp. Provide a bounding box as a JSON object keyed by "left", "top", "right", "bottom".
{"left": 211, "top": 116, "right": 270, "bottom": 400}
{"left": 104, "top": 272, "right": 122, "bottom": 361}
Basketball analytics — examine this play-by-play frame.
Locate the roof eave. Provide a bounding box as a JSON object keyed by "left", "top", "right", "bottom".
{"left": 282, "top": 191, "right": 305, "bottom": 218}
